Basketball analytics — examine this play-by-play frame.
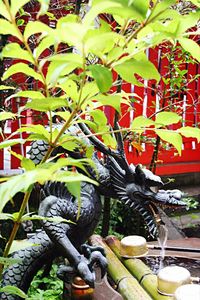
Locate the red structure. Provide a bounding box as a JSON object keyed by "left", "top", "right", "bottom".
{"left": 0, "top": 2, "right": 200, "bottom": 176}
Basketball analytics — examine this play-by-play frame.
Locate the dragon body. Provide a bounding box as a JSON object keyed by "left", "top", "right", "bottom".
{"left": 1, "top": 123, "right": 186, "bottom": 299}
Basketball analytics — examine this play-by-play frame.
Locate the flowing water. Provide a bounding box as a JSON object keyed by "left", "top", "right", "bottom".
{"left": 144, "top": 224, "right": 200, "bottom": 277}
{"left": 157, "top": 224, "right": 168, "bottom": 271}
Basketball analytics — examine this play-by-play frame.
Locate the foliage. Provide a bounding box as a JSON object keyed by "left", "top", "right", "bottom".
{"left": 27, "top": 264, "right": 63, "bottom": 300}
{"left": 0, "top": 0, "right": 200, "bottom": 296}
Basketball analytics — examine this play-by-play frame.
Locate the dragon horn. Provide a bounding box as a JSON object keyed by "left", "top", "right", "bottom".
{"left": 78, "top": 122, "right": 133, "bottom": 178}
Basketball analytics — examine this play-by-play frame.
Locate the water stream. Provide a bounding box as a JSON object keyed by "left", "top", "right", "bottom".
{"left": 144, "top": 224, "right": 200, "bottom": 277}
{"left": 157, "top": 224, "right": 168, "bottom": 271}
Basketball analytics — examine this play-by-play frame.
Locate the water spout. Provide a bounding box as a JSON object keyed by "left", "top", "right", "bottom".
{"left": 157, "top": 224, "right": 168, "bottom": 271}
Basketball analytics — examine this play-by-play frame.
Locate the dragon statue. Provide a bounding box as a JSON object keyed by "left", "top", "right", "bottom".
{"left": 1, "top": 122, "right": 186, "bottom": 299}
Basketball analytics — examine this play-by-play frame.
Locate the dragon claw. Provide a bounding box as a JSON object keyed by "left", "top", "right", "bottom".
{"left": 81, "top": 244, "right": 105, "bottom": 258}
{"left": 57, "top": 265, "right": 76, "bottom": 283}
{"left": 77, "top": 259, "right": 95, "bottom": 287}
{"left": 88, "top": 251, "right": 107, "bottom": 279}
{"left": 80, "top": 244, "right": 107, "bottom": 280}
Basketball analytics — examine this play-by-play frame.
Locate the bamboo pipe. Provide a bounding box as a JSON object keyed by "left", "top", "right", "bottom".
{"left": 89, "top": 235, "right": 152, "bottom": 300}
{"left": 105, "top": 236, "right": 173, "bottom": 300}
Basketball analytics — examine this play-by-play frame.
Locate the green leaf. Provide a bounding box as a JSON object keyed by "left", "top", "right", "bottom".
{"left": 0, "top": 157, "right": 97, "bottom": 212}
{"left": 25, "top": 98, "right": 68, "bottom": 112}
{"left": 189, "top": 0, "right": 200, "bottom": 7}
{"left": 0, "top": 111, "right": 16, "bottom": 122}
{"left": 155, "top": 112, "right": 181, "bottom": 127}
{"left": 45, "top": 61, "right": 77, "bottom": 86}
{"left": 2, "top": 43, "right": 34, "bottom": 63}
{"left": 21, "top": 214, "right": 74, "bottom": 224}
{"left": 8, "top": 90, "right": 45, "bottom": 100}
{"left": 179, "top": 38, "right": 200, "bottom": 62}
{"left": 0, "top": 213, "right": 14, "bottom": 220}
{"left": 0, "top": 139, "right": 24, "bottom": 149}
{"left": 37, "top": 0, "right": 50, "bottom": 17}
{"left": 34, "top": 36, "right": 55, "bottom": 59}
{"left": 0, "top": 1, "right": 11, "bottom": 20}
{"left": 61, "top": 141, "right": 79, "bottom": 151}
{"left": 178, "top": 126, "right": 200, "bottom": 142}
{"left": 52, "top": 171, "right": 98, "bottom": 185}
{"left": 55, "top": 22, "right": 88, "bottom": 49}
{"left": 24, "top": 21, "right": 53, "bottom": 41}
{"left": 10, "top": 0, "right": 29, "bottom": 17}
{"left": 18, "top": 124, "right": 50, "bottom": 141}
{"left": 131, "top": 116, "right": 155, "bottom": 133}
{"left": 114, "top": 58, "right": 160, "bottom": 85}
{"left": 67, "top": 181, "right": 81, "bottom": 219}
{"left": 0, "top": 286, "right": 27, "bottom": 298}
{"left": 21, "top": 158, "right": 36, "bottom": 171}
{"left": 2, "top": 63, "right": 44, "bottom": 83}
{"left": 59, "top": 136, "right": 84, "bottom": 152}
{"left": 85, "top": 31, "right": 121, "bottom": 57}
{"left": 9, "top": 150, "right": 23, "bottom": 161}
{"left": 80, "top": 81, "right": 99, "bottom": 104}
{"left": 58, "top": 79, "right": 78, "bottom": 102}
{"left": 84, "top": 1, "right": 122, "bottom": 26}
{"left": 95, "top": 95, "right": 121, "bottom": 113}
{"left": 148, "top": 0, "right": 176, "bottom": 22}
{"left": 90, "top": 109, "right": 107, "bottom": 129}
{"left": 55, "top": 111, "right": 71, "bottom": 122}
{"left": 107, "top": 47, "right": 124, "bottom": 63}
{"left": 0, "top": 85, "right": 15, "bottom": 90}
{"left": 9, "top": 240, "right": 37, "bottom": 255}
{"left": 0, "top": 19, "right": 22, "bottom": 40}
{"left": 88, "top": 65, "right": 112, "bottom": 93}
{"left": 47, "top": 53, "right": 83, "bottom": 64}
{"left": 84, "top": 0, "right": 148, "bottom": 26}
{"left": 0, "top": 170, "right": 45, "bottom": 212}
{"left": 176, "top": 12, "right": 200, "bottom": 35}
{"left": 56, "top": 14, "right": 78, "bottom": 29}
{"left": 17, "top": 19, "right": 25, "bottom": 26}
{"left": 127, "top": 0, "right": 149, "bottom": 19}
{"left": 156, "top": 129, "right": 182, "bottom": 155}
{"left": 102, "top": 133, "right": 117, "bottom": 149}
{"left": 0, "top": 257, "right": 22, "bottom": 265}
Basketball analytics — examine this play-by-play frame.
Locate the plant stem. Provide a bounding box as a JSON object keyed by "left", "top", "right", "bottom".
{"left": 0, "top": 190, "right": 32, "bottom": 276}
{"left": 41, "top": 45, "right": 87, "bottom": 163}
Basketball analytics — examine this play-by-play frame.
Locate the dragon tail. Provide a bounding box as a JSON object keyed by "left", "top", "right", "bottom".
{"left": 1, "top": 230, "right": 56, "bottom": 300}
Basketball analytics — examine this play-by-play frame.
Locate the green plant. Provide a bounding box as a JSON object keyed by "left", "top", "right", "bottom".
{"left": 27, "top": 264, "right": 63, "bottom": 300}
{"left": 0, "top": 0, "right": 200, "bottom": 297}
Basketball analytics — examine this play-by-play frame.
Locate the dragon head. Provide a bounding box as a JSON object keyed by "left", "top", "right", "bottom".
{"left": 78, "top": 121, "right": 186, "bottom": 237}
{"left": 109, "top": 158, "right": 186, "bottom": 237}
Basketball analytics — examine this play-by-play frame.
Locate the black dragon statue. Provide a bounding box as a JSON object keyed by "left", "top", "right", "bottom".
{"left": 1, "top": 121, "right": 186, "bottom": 299}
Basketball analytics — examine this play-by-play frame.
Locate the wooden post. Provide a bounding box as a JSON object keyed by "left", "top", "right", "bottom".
{"left": 89, "top": 235, "right": 152, "bottom": 300}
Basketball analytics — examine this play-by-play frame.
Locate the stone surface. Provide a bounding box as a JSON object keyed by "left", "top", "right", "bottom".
{"left": 148, "top": 237, "right": 200, "bottom": 259}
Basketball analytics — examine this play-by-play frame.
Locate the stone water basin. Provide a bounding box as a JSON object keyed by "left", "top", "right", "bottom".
{"left": 144, "top": 256, "right": 200, "bottom": 277}
{"left": 147, "top": 237, "right": 200, "bottom": 277}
